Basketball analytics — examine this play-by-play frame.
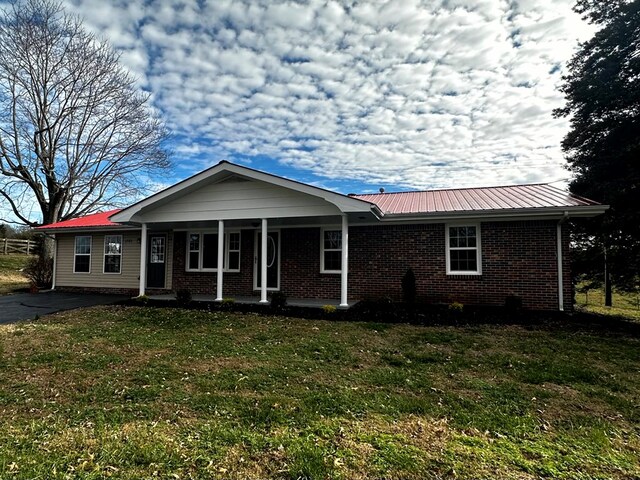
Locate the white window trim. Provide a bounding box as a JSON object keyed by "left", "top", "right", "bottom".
{"left": 103, "top": 234, "right": 123, "bottom": 275}
{"left": 445, "top": 223, "right": 482, "bottom": 275}
{"left": 74, "top": 235, "right": 92, "bottom": 274}
{"left": 185, "top": 231, "right": 241, "bottom": 272}
{"left": 320, "top": 227, "right": 342, "bottom": 274}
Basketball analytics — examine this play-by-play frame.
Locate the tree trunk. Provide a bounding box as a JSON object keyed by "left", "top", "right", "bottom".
{"left": 40, "top": 235, "right": 55, "bottom": 260}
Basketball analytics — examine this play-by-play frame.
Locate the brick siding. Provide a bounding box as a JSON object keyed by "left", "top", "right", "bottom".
{"left": 169, "top": 220, "right": 571, "bottom": 311}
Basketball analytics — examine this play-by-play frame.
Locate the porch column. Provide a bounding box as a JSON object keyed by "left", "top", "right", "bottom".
{"left": 340, "top": 214, "right": 349, "bottom": 307}
{"left": 216, "top": 220, "right": 224, "bottom": 301}
{"left": 260, "top": 218, "right": 268, "bottom": 303}
{"left": 139, "top": 223, "right": 147, "bottom": 296}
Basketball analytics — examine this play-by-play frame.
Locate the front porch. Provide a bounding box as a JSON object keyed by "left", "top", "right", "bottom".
{"left": 146, "top": 294, "right": 356, "bottom": 309}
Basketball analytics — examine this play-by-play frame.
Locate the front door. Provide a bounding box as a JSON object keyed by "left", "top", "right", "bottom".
{"left": 254, "top": 231, "right": 280, "bottom": 290}
{"left": 147, "top": 234, "right": 166, "bottom": 289}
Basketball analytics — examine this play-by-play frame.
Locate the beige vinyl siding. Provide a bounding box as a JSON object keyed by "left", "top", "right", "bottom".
{"left": 138, "top": 177, "right": 342, "bottom": 223}
{"left": 55, "top": 232, "right": 141, "bottom": 289}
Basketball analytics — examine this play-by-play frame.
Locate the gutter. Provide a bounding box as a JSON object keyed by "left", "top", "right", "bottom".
{"left": 557, "top": 211, "right": 570, "bottom": 311}
{"left": 377, "top": 205, "right": 608, "bottom": 223}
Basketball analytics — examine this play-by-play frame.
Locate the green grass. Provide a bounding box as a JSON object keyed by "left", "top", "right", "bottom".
{"left": 0, "top": 254, "right": 32, "bottom": 294}
{"left": 575, "top": 285, "right": 640, "bottom": 321}
{"left": 0, "top": 307, "right": 638, "bottom": 479}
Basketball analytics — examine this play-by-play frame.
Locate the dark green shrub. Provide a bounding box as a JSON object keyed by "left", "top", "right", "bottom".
{"left": 505, "top": 295, "right": 523, "bottom": 312}
{"left": 176, "top": 289, "right": 192, "bottom": 307}
{"left": 401, "top": 268, "right": 417, "bottom": 304}
{"left": 270, "top": 291, "right": 287, "bottom": 310}
{"left": 24, "top": 255, "right": 53, "bottom": 289}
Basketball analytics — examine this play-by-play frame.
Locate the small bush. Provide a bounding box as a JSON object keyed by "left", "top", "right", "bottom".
{"left": 322, "top": 305, "right": 337, "bottom": 314}
{"left": 133, "top": 295, "right": 149, "bottom": 305}
{"left": 176, "top": 289, "right": 192, "bottom": 307}
{"left": 24, "top": 255, "right": 53, "bottom": 289}
{"left": 221, "top": 297, "right": 235, "bottom": 305}
{"left": 448, "top": 302, "right": 464, "bottom": 313}
{"left": 505, "top": 295, "right": 523, "bottom": 312}
{"left": 270, "top": 291, "right": 287, "bottom": 310}
{"left": 401, "top": 268, "right": 417, "bottom": 304}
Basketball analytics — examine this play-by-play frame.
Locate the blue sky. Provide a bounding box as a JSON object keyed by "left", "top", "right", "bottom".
{"left": 62, "top": 0, "right": 593, "bottom": 195}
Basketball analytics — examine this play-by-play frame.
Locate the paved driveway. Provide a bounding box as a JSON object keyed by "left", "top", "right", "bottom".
{"left": 0, "top": 291, "right": 129, "bottom": 324}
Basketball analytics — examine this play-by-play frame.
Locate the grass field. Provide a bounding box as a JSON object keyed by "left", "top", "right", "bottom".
{"left": 575, "top": 285, "right": 640, "bottom": 321}
{"left": 0, "top": 254, "right": 31, "bottom": 294}
{"left": 0, "top": 306, "right": 638, "bottom": 479}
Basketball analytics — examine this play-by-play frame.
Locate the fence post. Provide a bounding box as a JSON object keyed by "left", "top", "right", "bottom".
{"left": 3, "top": 238, "right": 6, "bottom": 255}
{"left": 26, "top": 240, "right": 31, "bottom": 255}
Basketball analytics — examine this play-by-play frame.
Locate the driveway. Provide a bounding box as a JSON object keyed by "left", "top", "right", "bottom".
{"left": 0, "top": 291, "right": 129, "bottom": 324}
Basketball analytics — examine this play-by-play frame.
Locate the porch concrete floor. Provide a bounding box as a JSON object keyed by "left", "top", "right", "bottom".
{"left": 146, "top": 294, "right": 355, "bottom": 309}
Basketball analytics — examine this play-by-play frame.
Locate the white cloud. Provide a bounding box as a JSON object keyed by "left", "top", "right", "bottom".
{"left": 61, "top": 0, "right": 595, "bottom": 191}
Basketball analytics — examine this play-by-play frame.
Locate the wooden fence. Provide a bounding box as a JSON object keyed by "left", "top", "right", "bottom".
{"left": 1, "top": 238, "right": 36, "bottom": 255}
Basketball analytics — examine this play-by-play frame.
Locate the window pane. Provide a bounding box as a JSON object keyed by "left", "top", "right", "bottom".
{"left": 202, "top": 233, "right": 218, "bottom": 269}
{"left": 75, "top": 236, "right": 91, "bottom": 254}
{"left": 75, "top": 255, "right": 90, "bottom": 273}
{"left": 229, "top": 232, "right": 240, "bottom": 250}
{"left": 104, "top": 255, "right": 121, "bottom": 273}
{"left": 151, "top": 237, "right": 165, "bottom": 263}
{"left": 324, "top": 230, "right": 342, "bottom": 250}
{"left": 189, "top": 252, "right": 199, "bottom": 270}
{"left": 228, "top": 251, "right": 240, "bottom": 270}
{"left": 104, "top": 236, "right": 121, "bottom": 255}
{"left": 324, "top": 251, "right": 342, "bottom": 271}
{"left": 189, "top": 234, "right": 200, "bottom": 252}
{"left": 450, "top": 250, "right": 477, "bottom": 272}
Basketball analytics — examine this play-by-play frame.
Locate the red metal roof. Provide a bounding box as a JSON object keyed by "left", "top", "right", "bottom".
{"left": 353, "top": 184, "right": 600, "bottom": 215}
{"left": 36, "top": 209, "right": 123, "bottom": 230}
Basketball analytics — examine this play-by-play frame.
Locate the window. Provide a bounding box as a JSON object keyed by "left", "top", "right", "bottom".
{"left": 103, "top": 235, "right": 122, "bottom": 274}
{"left": 227, "top": 232, "right": 241, "bottom": 271}
{"left": 321, "top": 229, "right": 342, "bottom": 273}
{"left": 150, "top": 236, "right": 165, "bottom": 263}
{"left": 74, "top": 236, "right": 91, "bottom": 273}
{"left": 446, "top": 225, "right": 481, "bottom": 275}
{"left": 186, "top": 231, "right": 241, "bottom": 272}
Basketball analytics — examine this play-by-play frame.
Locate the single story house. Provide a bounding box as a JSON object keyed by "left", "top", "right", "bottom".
{"left": 38, "top": 161, "right": 607, "bottom": 311}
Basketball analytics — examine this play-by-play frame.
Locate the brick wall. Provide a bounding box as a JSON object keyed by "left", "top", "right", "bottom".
{"left": 168, "top": 220, "right": 571, "bottom": 311}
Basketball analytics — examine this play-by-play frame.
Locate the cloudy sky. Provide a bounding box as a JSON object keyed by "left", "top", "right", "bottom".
{"left": 64, "top": 0, "right": 593, "bottom": 194}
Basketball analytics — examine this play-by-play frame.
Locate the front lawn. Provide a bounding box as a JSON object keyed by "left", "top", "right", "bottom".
{"left": 0, "top": 307, "right": 638, "bottom": 479}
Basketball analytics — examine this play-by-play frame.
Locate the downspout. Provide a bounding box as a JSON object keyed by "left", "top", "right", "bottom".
{"left": 51, "top": 233, "right": 57, "bottom": 290}
{"left": 557, "top": 211, "right": 569, "bottom": 311}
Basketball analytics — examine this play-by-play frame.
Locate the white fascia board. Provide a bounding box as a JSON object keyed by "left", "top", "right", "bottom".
{"left": 377, "top": 205, "right": 609, "bottom": 223}
{"left": 111, "top": 161, "right": 378, "bottom": 223}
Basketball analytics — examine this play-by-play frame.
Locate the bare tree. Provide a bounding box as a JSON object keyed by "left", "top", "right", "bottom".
{"left": 0, "top": 0, "right": 168, "bottom": 250}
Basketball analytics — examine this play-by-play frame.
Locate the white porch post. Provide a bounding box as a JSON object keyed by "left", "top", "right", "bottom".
{"left": 340, "top": 214, "right": 349, "bottom": 307}
{"left": 139, "top": 223, "right": 147, "bottom": 296}
{"left": 216, "top": 220, "right": 224, "bottom": 301}
{"left": 260, "top": 218, "right": 268, "bottom": 303}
